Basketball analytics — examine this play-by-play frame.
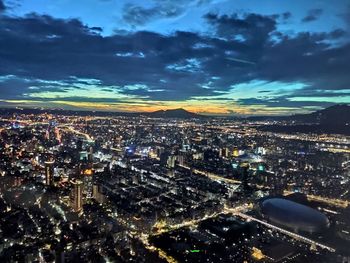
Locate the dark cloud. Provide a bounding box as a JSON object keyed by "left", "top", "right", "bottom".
{"left": 122, "top": 0, "right": 212, "bottom": 26}
{"left": 302, "top": 8, "right": 323, "bottom": 23}
{"left": 204, "top": 12, "right": 277, "bottom": 60}
{"left": 258, "top": 31, "right": 350, "bottom": 91}
{"left": 122, "top": 4, "right": 183, "bottom": 26}
{"left": 0, "top": 0, "right": 5, "bottom": 11}
{"left": 282, "top": 12, "right": 292, "bottom": 20}
{"left": 0, "top": 11, "right": 349, "bottom": 107}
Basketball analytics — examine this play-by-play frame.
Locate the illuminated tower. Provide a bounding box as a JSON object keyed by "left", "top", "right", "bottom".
{"left": 70, "top": 180, "right": 83, "bottom": 212}
{"left": 44, "top": 160, "right": 55, "bottom": 186}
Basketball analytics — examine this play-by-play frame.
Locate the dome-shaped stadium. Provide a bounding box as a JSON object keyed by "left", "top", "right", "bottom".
{"left": 260, "top": 198, "right": 330, "bottom": 234}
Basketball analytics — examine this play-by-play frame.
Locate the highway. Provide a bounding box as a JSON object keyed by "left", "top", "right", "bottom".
{"left": 0, "top": 118, "right": 49, "bottom": 126}
{"left": 0, "top": 118, "right": 94, "bottom": 142}
{"left": 153, "top": 203, "right": 250, "bottom": 235}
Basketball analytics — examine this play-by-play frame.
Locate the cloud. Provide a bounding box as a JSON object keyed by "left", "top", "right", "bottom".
{"left": 302, "top": 8, "right": 323, "bottom": 23}
{"left": 122, "top": 0, "right": 212, "bottom": 26}
{"left": 0, "top": 11, "right": 349, "bottom": 111}
{"left": 122, "top": 4, "right": 183, "bottom": 26}
{"left": 204, "top": 12, "right": 277, "bottom": 59}
{"left": 282, "top": 12, "right": 292, "bottom": 20}
{"left": 0, "top": 0, "right": 5, "bottom": 11}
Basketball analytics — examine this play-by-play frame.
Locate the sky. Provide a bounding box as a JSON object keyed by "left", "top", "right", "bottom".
{"left": 0, "top": 0, "right": 350, "bottom": 115}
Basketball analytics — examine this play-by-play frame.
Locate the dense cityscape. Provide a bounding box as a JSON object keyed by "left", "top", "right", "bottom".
{"left": 0, "top": 106, "right": 349, "bottom": 262}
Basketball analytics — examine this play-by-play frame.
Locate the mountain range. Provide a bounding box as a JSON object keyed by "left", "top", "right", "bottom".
{"left": 0, "top": 104, "right": 349, "bottom": 125}
{"left": 257, "top": 104, "right": 350, "bottom": 135}
{"left": 143, "top": 108, "right": 202, "bottom": 119}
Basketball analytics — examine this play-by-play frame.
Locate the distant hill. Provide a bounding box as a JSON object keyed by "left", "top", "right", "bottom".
{"left": 0, "top": 107, "right": 202, "bottom": 119}
{"left": 291, "top": 104, "right": 350, "bottom": 125}
{"left": 247, "top": 104, "right": 350, "bottom": 124}
{"left": 145, "top": 108, "right": 202, "bottom": 119}
{"left": 258, "top": 104, "right": 350, "bottom": 135}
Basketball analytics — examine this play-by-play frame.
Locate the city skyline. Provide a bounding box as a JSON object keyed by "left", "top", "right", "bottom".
{"left": 0, "top": 0, "right": 350, "bottom": 115}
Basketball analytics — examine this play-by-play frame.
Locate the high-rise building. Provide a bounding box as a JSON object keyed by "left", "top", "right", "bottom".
{"left": 167, "top": 155, "right": 176, "bottom": 169}
{"left": 88, "top": 146, "right": 94, "bottom": 163}
{"left": 77, "top": 139, "right": 83, "bottom": 151}
{"left": 93, "top": 184, "right": 105, "bottom": 204}
{"left": 44, "top": 160, "right": 55, "bottom": 186}
{"left": 70, "top": 180, "right": 83, "bottom": 212}
{"left": 159, "top": 152, "right": 169, "bottom": 166}
{"left": 241, "top": 163, "right": 250, "bottom": 193}
{"left": 220, "top": 147, "right": 229, "bottom": 158}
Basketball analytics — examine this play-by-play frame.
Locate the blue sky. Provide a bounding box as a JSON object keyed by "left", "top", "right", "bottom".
{"left": 0, "top": 0, "right": 349, "bottom": 115}
{"left": 10, "top": 0, "right": 348, "bottom": 35}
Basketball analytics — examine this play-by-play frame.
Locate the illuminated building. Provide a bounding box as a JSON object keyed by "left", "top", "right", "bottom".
{"left": 232, "top": 147, "right": 239, "bottom": 157}
{"left": 44, "top": 160, "right": 55, "bottom": 186}
{"left": 257, "top": 163, "right": 266, "bottom": 172}
{"left": 256, "top": 146, "right": 266, "bottom": 155}
{"left": 79, "top": 151, "right": 88, "bottom": 162}
{"left": 70, "top": 180, "right": 83, "bottom": 212}
{"left": 192, "top": 152, "right": 204, "bottom": 160}
{"left": 251, "top": 247, "right": 266, "bottom": 260}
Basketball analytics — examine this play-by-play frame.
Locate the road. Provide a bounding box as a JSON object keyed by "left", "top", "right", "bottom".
{"left": 284, "top": 190, "right": 349, "bottom": 208}
{"left": 62, "top": 126, "right": 94, "bottom": 141}
{"left": 179, "top": 164, "right": 242, "bottom": 184}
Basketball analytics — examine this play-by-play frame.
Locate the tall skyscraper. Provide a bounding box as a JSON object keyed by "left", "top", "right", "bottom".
{"left": 70, "top": 180, "right": 83, "bottom": 212}
{"left": 44, "top": 160, "right": 55, "bottom": 186}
